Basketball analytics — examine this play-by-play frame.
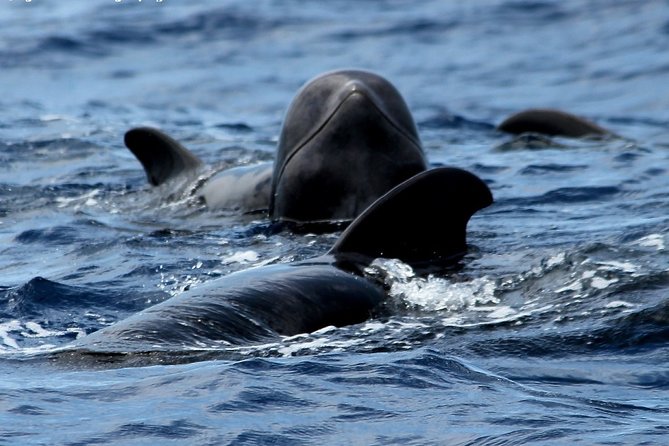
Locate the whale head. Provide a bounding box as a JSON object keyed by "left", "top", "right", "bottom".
{"left": 270, "top": 69, "right": 428, "bottom": 225}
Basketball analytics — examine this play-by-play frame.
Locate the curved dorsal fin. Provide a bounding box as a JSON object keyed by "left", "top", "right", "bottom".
{"left": 329, "top": 167, "right": 493, "bottom": 268}
{"left": 124, "top": 127, "right": 203, "bottom": 186}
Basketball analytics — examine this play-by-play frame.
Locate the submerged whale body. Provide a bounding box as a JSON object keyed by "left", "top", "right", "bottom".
{"left": 124, "top": 69, "right": 427, "bottom": 224}
{"left": 71, "top": 167, "right": 493, "bottom": 353}
{"left": 497, "top": 108, "right": 611, "bottom": 138}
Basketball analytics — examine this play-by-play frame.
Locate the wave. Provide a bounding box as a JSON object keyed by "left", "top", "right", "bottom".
{"left": 0, "top": 276, "right": 165, "bottom": 353}
{"left": 0, "top": 6, "right": 282, "bottom": 68}
{"left": 418, "top": 110, "right": 496, "bottom": 131}
{"left": 331, "top": 17, "right": 458, "bottom": 40}
{"left": 1, "top": 277, "right": 143, "bottom": 317}
{"left": 461, "top": 297, "right": 669, "bottom": 358}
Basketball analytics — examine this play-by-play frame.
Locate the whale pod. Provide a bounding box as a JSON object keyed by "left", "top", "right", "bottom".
{"left": 71, "top": 167, "right": 492, "bottom": 353}
{"left": 123, "top": 70, "right": 427, "bottom": 223}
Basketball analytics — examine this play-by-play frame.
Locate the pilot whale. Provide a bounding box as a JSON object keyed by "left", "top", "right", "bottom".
{"left": 124, "top": 69, "right": 428, "bottom": 224}
{"left": 497, "top": 108, "right": 611, "bottom": 138}
{"left": 71, "top": 167, "right": 492, "bottom": 353}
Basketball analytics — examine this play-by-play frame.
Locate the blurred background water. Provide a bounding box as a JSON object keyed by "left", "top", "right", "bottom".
{"left": 1, "top": 0, "right": 669, "bottom": 444}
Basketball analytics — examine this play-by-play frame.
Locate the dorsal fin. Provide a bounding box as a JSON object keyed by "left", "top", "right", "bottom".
{"left": 497, "top": 108, "right": 610, "bottom": 138}
{"left": 124, "top": 127, "right": 203, "bottom": 186}
{"left": 329, "top": 167, "right": 493, "bottom": 268}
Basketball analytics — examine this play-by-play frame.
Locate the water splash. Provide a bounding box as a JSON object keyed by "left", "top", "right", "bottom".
{"left": 635, "top": 233, "right": 665, "bottom": 251}
{"left": 221, "top": 250, "right": 259, "bottom": 265}
{"left": 0, "top": 319, "right": 84, "bottom": 354}
{"left": 365, "top": 258, "right": 500, "bottom": 313}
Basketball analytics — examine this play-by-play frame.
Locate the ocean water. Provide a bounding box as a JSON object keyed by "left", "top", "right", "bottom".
{"left": 1, "top": 0, "right": 669, "bottom": 444}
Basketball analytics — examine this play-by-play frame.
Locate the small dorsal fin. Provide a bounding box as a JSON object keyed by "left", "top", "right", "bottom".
{"left": 124, "top": 127, "right": 203, "bottom": 186}
{"left": 329, "top": 167, "right": 493, "bottom": 268}
{"left": 497, "top": 109, "right": 610, "bottom": 138}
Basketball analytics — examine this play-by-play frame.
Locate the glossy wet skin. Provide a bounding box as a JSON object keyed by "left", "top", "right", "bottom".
{"left": 199, "top": 162, "right": 273, "bottom": 212}
{"left": 270, "top": 69, "right": 428, "bottom": 224}
{"left": 497, "top": 108, "right": 611, "bottom": 138}
{"left": 124, "top": 70, "right": 428, "bottom": 224}
{"left": 73, "top": 261, "right": 386, "bottom": 351}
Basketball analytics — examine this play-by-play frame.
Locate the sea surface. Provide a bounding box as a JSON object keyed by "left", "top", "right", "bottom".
{"left": 1, "top": 0, "right": 669, "bottom": 444}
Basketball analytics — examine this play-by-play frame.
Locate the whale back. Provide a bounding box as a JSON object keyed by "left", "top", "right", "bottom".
{"left": 497, "top": 109, "right": 610, "bottom": 138}
{"left": 270, "top": 69, "right": 428, "bottom": 224}
{"left": 330, "top": 167, "right": 493, "bottom": 269}
{"left": 124, "top": 127, "right": 203, "bottom": 186}
{"left": 73, "top": 263, "right": 386, "bottom": 351}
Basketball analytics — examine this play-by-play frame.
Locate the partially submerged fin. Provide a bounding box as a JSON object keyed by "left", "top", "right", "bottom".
{"left": 497, "top": 108, "right": 610, "bottom": 138}
{"left": 329, "top": 167, "right": 493, "bottom": 268}
{"left": 124, "top": 127, "right": 203, "bottom": 186}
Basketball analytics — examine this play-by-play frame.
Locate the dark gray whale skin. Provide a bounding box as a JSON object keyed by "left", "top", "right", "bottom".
{"left": 497, "top": 108, "right": 611, "bottom": 138}
{"left": 270, "top": 69, "right": 427, "bottom": 224}
{"left": 73, "top": 261, "right": 386, "bottom": 352}
{"left": 123, "top": 69, "right": 427, "bottom": 223}
{"left": 69, "top": 167, "right": 493, "bottom": 354}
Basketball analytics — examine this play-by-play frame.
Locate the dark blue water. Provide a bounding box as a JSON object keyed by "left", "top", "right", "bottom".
{"left": 2, "top": 1, "right": 669, "bottom": 444}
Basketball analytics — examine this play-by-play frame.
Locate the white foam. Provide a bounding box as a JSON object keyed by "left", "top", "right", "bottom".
{"left": 590, "top": 276, "right": 618, "bottom": 290}
{"left": 360, "top": 321, "right": 389, "bottom": 332}
{"left": 312, "top": 325, "right": 338, "bottom": 335}
{"left": 0, "top": 320, "right": 85, "bottom": 353}
{"left": 365, "top": 258, "right": 416, "bottom": 282}
{"left": 605, "top": 300, "right": 635, "bottom": 309}
{"left": 0, "top": 320, "right": 21, "bottom": 349}
{"left": 635, "top": 234, "right": 665, "bottom": 250}
{"left": 485, "top": 305, "right": 518, "bottom": 319}
{"left": 442, "top": 304, "right": 555, "bottom": 328}
{"left": 555, "top": 280, "right": 583, "bottom": 293}
{"left": 221, "top": 250, "right": 259, "bottom": 265}
{"left": 390, "top": 276, "right": 499, "bottom": 312}
{"left": 545, "top": 251, "right": 566, "bottom": 268}
{"left": 556, "top": 264, "right": 630, "bottom": 293}
{"left": 276, "top": 336, "right": 359, "bottom": 356}
{"left": 55, "top": 189, "right": 100, "bottom": 209}
{"left": 22, "top": 321, "right": 59, "bottom": 338}
{"left": 366, "top": 258, "right": 500, "bottom": 314}
{"left": 596, "top": 261, "right": 638, "bottom": 273}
